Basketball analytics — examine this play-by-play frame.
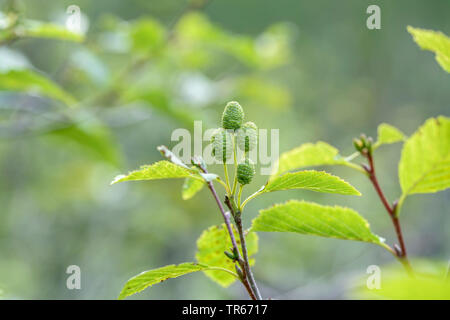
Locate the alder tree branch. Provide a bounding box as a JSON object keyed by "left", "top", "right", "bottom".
{"left": 361, "top": 150, "right": 413, "bottom": 275}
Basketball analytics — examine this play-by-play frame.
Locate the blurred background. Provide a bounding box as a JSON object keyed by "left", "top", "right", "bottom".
{"left": 0, "top": 0, "right": 448, "bottom": 299}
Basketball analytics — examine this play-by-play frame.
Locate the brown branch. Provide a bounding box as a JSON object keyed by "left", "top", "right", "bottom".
{"left": 197, "top": 164, "right": 256, "bottom": 300}
{"left": 362, "top": 152, "right": 413, "bottom": 275}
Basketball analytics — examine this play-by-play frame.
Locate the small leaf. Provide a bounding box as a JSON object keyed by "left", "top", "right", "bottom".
{"left": 111, "top": 160, "right": 200, "bottom": 185}
{"left": 271, "top": 141, "right": 359, "bottom": 178}
{"left": 196, "top": 224, "right": 258, "bottom": 287}
{"left": 408, "top": 26, "right": 450, "bottom": 73}
{"left": 374, "top": 123, "right": 406, "bottom": 149}
{"left": 118, "top": 263, "right": 209, "bottom": 299}
{"left": 182, "top": 177, "right": 204, "bottom": 200}
{"left": 264, "top": 170, "right": 361, "bottom": 196}
{"left": 398, "top": 116, "right": 450, "bottom": 200}
{"left": 0, "top": 69, "right": 76, "bottom": 105}
{"left": 22, "top": 20, "right": 84, "bottom": 42}
{"left": 251, "top": 200, "right": 383, "bottom": 244}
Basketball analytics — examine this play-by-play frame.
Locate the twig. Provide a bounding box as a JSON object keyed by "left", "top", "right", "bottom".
{"left": 225, "top": 197, "right": 263, "bottom": 300}
{"left": 362, "top": 151, "right": 413, "bottom": 275}
{"left": 197, "top": 164, "right": 257, "bottom": 300}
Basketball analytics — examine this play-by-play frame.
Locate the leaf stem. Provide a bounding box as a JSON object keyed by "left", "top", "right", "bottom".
{"left": 231, "top": 134, "right": 239, "bottom": 196}
{"left": 362, "top": 151, "right": 413, "bottom": 275}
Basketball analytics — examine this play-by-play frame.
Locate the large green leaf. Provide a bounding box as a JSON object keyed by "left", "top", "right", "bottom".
{"left": 251, "top": 200, "right": 384, "bottom": 245}
{"left": 271, "top": 141, "right": 361, "bottom": 178}
{"left": 111, "top": 160, "right": 201, "bottom": 185}
{"left": 374, "top": 123, "right": 406, "bottom": 149}
{"left": 408, "top": 26, "right": 450, "bottom": 73}
{"left": 196, "top": 224, "right": 258, "bottom": 287}
{"left": 264, "top": 170, "right": 361, "bottom": 196}
{"left": 182, "top": 176, "right": 205, "bottom": 200}
{"left": 118, "top": 263, "right": 208, "bottom": 299}
{"left": 398, "top": 116, "right": 450, "bottom": 204}
{"left": 0, "top": 69, "right": 76, "bottom": 105}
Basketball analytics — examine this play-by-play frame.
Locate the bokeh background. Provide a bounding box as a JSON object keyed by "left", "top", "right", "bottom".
{"left": 0, "top": 0, "right": 449, "bottom": 299}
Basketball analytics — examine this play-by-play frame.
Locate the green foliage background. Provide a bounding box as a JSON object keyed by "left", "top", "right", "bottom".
{"left": 0, "top": 0, "right": 449, "bottom": 299}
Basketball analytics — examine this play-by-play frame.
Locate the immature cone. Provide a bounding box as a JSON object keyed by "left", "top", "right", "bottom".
{"left": 237, "top": 121, "right": 258, "bottom": 152}
{"left": 222, "top": 101, "right": 244, "bottom": 130}
{"left": 211, "top": 128, "right": 232, "bottom": 163}
{"left": 237, "top": 158, "right": 255, "bottom": 185}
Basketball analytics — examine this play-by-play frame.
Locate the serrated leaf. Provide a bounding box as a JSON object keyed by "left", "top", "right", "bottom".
{"left": 374, "top": 123, "right": 406, "bottom": 148}
{"left": 408, "top": 26, "right": 450, "bottom": 73}
{"left": 251, "top": 200, "right": 383, "bottom": 244}
{"left": 182, "top": 176, "right": 204, "bottom": 200}
{"left": 398, "top": 116, "right": 450, "bottom": 201}
{"left": 196, "top": 224, "right": 258, "bottom": 287}
{"left": 118, "top": 263, "right": 209, "bottom": 299}
{"left": 0, "top": 69, "right": 76, "bottom": 105}
{"left": 264, "top": 170, "right": 361, "bottom": 196}
{"left": 111, "top": 160, "right": 200, "bottom": 185}
{"left": 22, "top": 20, "right": 84, "bottom": 42}
{"left": 271, "top": 141, "right": 359, "bottom": 178}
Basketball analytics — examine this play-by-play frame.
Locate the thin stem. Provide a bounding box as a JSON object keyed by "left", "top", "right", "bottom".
{"left": 240, "top": 188, "right": 264, "bottom": 211}
{"left": 238, "top": 185, "right": 244, "bottom": 207}
{"left": 199, "top": 165, "right": 256, "bottom": 300}
{"left": 225, "top": 197, "right": 263, "bottom": 300}
{"left": 223, "top": 164, "right": 231, "bottom": 195}
{"left": 363, "top": 151, "right": 413, "bottom": 275}
{"left": 231, "top": 134, "right": 238, "bottom": 196}
{"left": 235, "top": 214, "right": 263, "bottom": 300}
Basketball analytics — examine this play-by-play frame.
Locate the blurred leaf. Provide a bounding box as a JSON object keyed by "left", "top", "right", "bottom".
{"left": 51, "top": 121, "right": 121, "bottom": 167}
{"left": 271, "top": 141, "right": 361, "bottom": 178}
{"left": 264, "top": 170, "right": 361, "bottom": 195}
{"left": 408, "top": 26, "right": 450, "bottom": 73}
{"left": 128, "top": 18, "right": 166, "bottom": 54}
{"left": 0, "top": 69, "right": 76, "bottom": 105}
{"left": 354, "top": 260, "right": 450, "bottom": 299}
{"left": 175, "top": 13, "right": 289, "bottom": 69}
{"left": 252, "top": 200, "right": 384, "bottom": 245}
{"left": 196, "top": 224, "right": 258, "bottom": 287}
{"left": 374, "top": 123, "right": 406, "bottom": 149}
{"left": 182, "top": 176, "right": 204, "bottom": 200}
{"left": 118, "top": 263, "right": 209, "bottom": 299}
{"left": 21, "top": 20, "right": 84, "bottom": 42}
{"left": 398, "top": 116, "right": 450, "bottom": 203}
{"left": 237, "top": 77, "right": 291, "bottom": 110}
{"left": 111, "top": 160, "right": 201, "bottom": 185}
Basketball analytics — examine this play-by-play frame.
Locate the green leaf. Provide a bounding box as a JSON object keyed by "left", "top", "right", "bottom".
{"left": 22, "top": 20, "right": 84, "bottom": 42}
{"left": 374, "top": 123, "right": 406, "bottom": 149}
{"left": 398, "top": 116, "right": 450, "bottom": 202}
{"left": 0, "top": 69, "right": 76, "bottom": 105}
{"left": 196, "top": 224, "right": 258, "bottom": 287}
{"left": 264, "top": 170, "right": 361, "bottom": 196}
{"left": 51, "top": 122, "right": 121, "bottom": 167}
{"left": 111, "top": 160, "right": 201, "bottom": 185}
{"left": 118, "top": 263, "right": 209, "bottom": 299}
{"left": 353, "top": 260, "right": 450, "bottom": 300}
{"left": 182, "top": 176, "right": 204, "bottom": 200}
{"left": 408, "top": 26, "right": 450, "bottom": 73}
{"left": 251, "top": 200, "right": 384, "bottom": 245}
{"left": 271, "top": 141, "right": 361, "bottom": 178}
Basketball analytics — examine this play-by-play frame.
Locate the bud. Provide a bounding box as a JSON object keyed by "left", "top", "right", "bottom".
{"left": 237, "top": 158, "right": 255, "bottom": 185}
{"left": 222, "top": 101, "right": 244, "bottom": 130}
{"left": 211, "top": 128, "right": 232, "bottom": 163}
{"left": 237, "top": 121, "right": 258, "bottom": 152}
{"left": 224, "top": 250, "right": 236, "bottom": 261}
